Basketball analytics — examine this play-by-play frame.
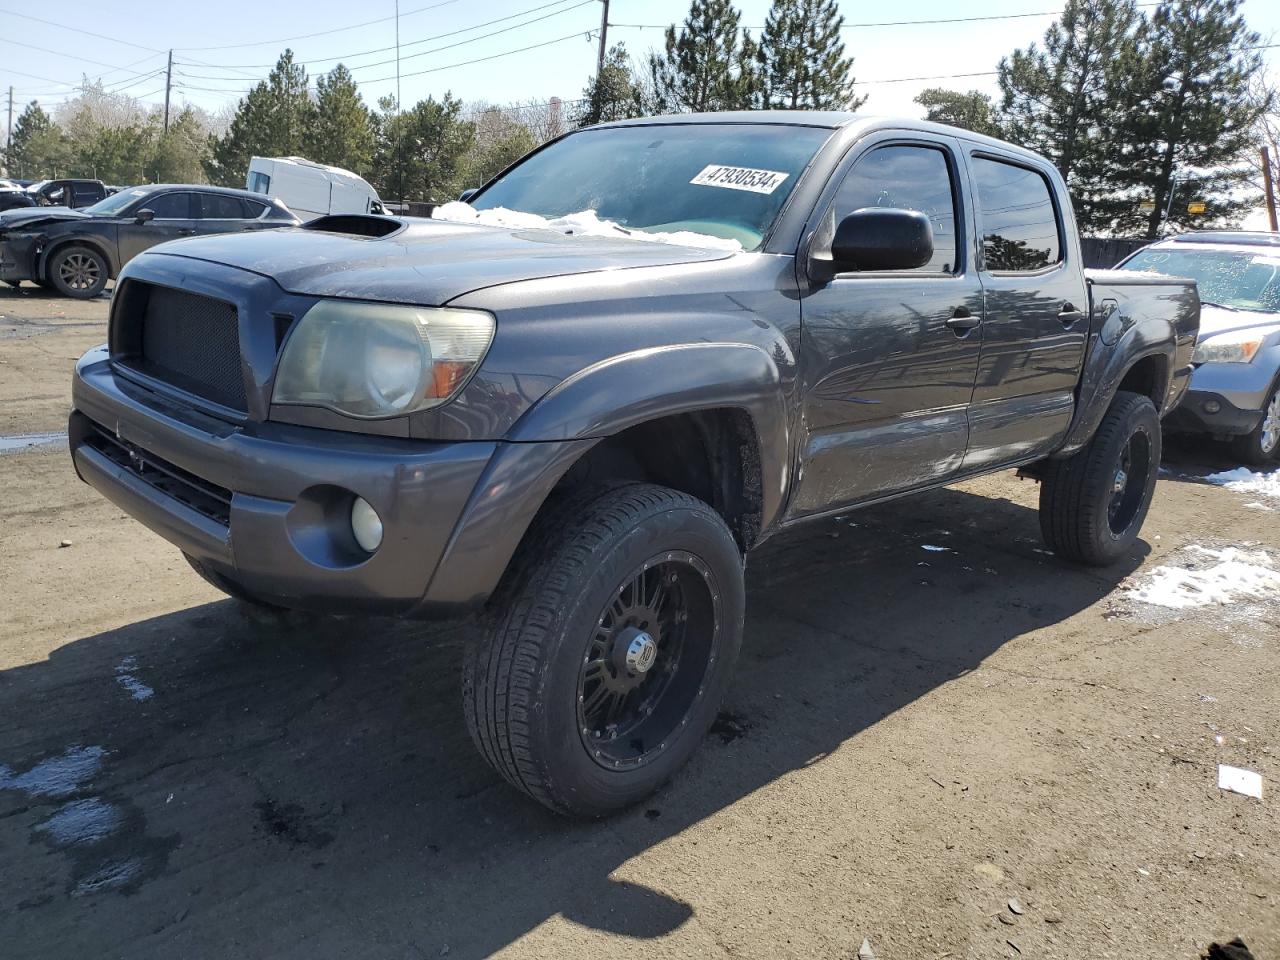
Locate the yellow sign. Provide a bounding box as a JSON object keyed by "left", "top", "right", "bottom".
{"left": 1138, "top": 200, "right": 1156, "bottom": 212}
{"left": 1188, "top": 201, "right": 1207, "bottom": 215}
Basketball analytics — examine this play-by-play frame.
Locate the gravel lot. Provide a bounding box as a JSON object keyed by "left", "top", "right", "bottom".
{"left": 1, "top": 282, "right": 1277, "bottom": 959}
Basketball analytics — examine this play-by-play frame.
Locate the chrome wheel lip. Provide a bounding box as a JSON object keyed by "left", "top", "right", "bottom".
{"left": 577, "top": 550, "right": 721, "bottom": 772}
{"left": 1261, "top": 391, "right": 1280, "bottom": 454}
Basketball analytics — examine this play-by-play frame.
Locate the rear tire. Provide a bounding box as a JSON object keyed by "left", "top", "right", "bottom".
{"left": 463, "top": 483, "right": 745, "bottom": 818}
{"left": 1039, "top": 391, "right": 1161, "bottom": 566}
{"left": 48, "top": 245, "right": 108, "bottom": 299}
{"left": 1228, "top": 381, "right": 1280, "bottom": 465}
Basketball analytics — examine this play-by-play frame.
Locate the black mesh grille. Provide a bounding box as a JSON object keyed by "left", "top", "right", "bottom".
{"left": 138, "top": 285, "right": 246, "bottom": 411}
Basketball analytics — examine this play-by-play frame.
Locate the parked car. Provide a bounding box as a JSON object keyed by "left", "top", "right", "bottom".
{"left": 0, "top": 178, "right": 110, "bottom": 212}
{"left": 1118, "top": 231, "right": 1280, "bottom": 463}
{"left": 1, "top": 184, "right": 301, "bottom": 298}
{"left": 68, "top": 113, "right": 1198, "bottom": 816}
{"left": 247, "top": 156, "right": 384, "bottom": 221}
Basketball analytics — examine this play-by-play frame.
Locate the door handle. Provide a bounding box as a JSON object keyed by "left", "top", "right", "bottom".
{"left": 946, "top": 309, "right": 981, "bottom": 335}
{"left": 1059, "top": 302, "right": 1085, "bottom": 326}
{"left": 177, "top": 228, "right": 196, "bottom": 236}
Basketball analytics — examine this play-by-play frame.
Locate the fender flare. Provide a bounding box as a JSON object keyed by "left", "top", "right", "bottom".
{"left": 1054, "top": 317, "right": 1175, "bottom": 458}
{"left": 37, "top": 236, "right": 120, "bottom": 282}
{"left": 418, "top": 343, "right": 791, "bottom": 613}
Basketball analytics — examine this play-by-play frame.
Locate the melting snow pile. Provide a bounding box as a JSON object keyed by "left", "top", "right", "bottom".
{"left": 431, "top": 202, "right": 743, "bottom": 252}
{"left": 1128, "top": 545, "right": 1280, "bottom": 609}
{"left": 1203, "top": 466, "right": 1280, "bottom": 501}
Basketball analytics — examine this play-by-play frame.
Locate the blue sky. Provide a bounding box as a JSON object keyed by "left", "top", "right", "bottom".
{"left": 2, "top": 0, "right": 1277, "bottom": 124}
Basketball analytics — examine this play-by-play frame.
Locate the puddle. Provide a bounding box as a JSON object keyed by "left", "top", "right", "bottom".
{"left": 0, "top": 432, "right": 67, "bottom": 454}
{"left": 0, "top": 745, "right": 106, "bottom": 798}
{"left": 35, "top": 798, "right": 124, "bottom": 845}
{"left": 115, "top": 657, "right": 155, "bottom": 702}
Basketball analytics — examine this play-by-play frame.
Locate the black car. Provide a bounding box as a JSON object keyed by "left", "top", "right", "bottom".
{"left": 0, "top": 184, "right": 301, "bottom": 298}
{"left": 0, "top": 178, "right": 109, "bottom": 212}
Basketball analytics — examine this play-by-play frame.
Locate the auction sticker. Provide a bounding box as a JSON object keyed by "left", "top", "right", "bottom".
{"left": 690, "top": 164, "right": 789, "bottom": 195}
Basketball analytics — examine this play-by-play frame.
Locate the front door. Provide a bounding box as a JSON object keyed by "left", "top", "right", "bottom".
{"left": 790, "top": 135, "right": 984, "bottom": 518}
{"left": 117, "top": 191, "right": 199, "bottom": 263}
{"left": 961, "top": 153, "right": 1090, "bottom": 469}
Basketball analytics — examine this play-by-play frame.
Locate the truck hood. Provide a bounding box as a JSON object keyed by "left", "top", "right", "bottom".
{"left": 0, "top": 206, "right": 90, "bottom": 230}
{"left": 146, "top": 218, "right": 738, "bottom": 305}
{"left": 1198, "top": 302, "right": 1280, "bottom": 338}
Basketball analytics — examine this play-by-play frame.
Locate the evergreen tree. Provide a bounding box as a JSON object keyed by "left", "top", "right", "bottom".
{"left": 648, "top": 0, "right": 757, "bottom": 113}
{"left": 151, "top": 108, "right": 211, "bottom": 184}
{"left": 574, "top": 45, "right": 645, "bottom": 127}
{"left": 915, "top": 88, "right": 1003, "bottom": 137}
{"left": 1113, "top": 0, "right": 1270, "bottom": 237}
{"left": 756, "top": 0, "right": 864, "bottom": 110}
{"left": 373, "top": 93, "right": 475, "bottom": 202}
{"left": 206, "top": 50, "right": 314, "bottom": 186}
{"left": 6, "top": 102, "right": 69, "bottom": 178}
{"left": 305, "top": 64, "right": 375, "bottom": 175}
{"left": 997, "top": 0, "right": 1140, "bottom": 231}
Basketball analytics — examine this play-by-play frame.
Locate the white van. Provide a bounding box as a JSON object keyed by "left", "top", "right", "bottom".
{"left": 246, "top": 156, "right": 384, "bottom": 221}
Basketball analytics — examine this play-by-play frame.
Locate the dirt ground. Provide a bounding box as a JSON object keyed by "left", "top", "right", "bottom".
{"left": 1, "top": 281, "right": 1277, "bottom": 960}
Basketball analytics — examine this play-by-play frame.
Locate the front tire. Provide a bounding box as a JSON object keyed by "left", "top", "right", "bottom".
{"left": 1229, "top": 381, "right": 1280, "bottom": 465}
{"left": 48, "top": 245, "right": 108, "bottom": 299}
{"left": 1039, "top": 391, "right": 1161, "bottom": 566}
{"left": 463, "top": 483, "right": 745, "bottom": 818}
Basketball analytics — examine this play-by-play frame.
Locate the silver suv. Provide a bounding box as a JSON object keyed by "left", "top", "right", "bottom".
{"left": 1120, "top": 232, "right": 1280, "bottom": 463}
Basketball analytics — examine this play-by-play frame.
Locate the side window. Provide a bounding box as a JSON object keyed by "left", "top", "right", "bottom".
{"left": 971, "top": 156, "right": 1062, "bottom": 272}
{"left": 832, "top": 144, "right": 958, "bottom": 274}
{"left": 147, "top": 192, "right": 192, "bottom": 219}
{"left": 242, "top": 199, "right": 268, "bottom": 219}
{"left": 196, "top": 193, "right": 250, "bottom": 219}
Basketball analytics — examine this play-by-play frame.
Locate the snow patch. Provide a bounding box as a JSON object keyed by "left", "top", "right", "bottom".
{"left": 35, "top": 797, "right": 123, "bottom": 845}
{"left": 115, "top": 656, "right": 154, "bottom": 701}
{"left": 1127, "top": 545, "right": 1280, "bottom": 609}
{"left": 1203, "top": 466, "right": 1280, "bottom": 500}
{"left": 921, "top": 544, "right": 951, "bottom": 552}
{"left": 0, "top": 745, "right": 106, "bottom": 798}
{"left": 431, "top": 202, "right": 743, "bottom": 252}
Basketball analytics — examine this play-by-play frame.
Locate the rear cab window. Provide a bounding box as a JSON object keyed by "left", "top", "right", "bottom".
{"left": 971, "top": 156, "right": 1063, "bottom": 272}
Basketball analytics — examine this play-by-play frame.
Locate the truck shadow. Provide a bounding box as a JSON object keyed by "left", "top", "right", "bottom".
{"left": 0, "top": 484, "right": 1146, "bottom": 959}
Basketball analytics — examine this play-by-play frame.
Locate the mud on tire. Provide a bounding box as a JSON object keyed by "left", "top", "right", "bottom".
{"left": 462, "top": 483, "right": 745, "bottom": 818}
{"left": 1038, "top": 390, "right": 1161, "bottom": 567}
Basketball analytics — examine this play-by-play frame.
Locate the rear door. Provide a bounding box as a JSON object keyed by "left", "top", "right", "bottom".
{"left": 117, "top": 191, "right": 199, "bottom": 263}
{"left": 192, "top": 192, "right": 272, "bottom": 237}
{"left": 961, "top": 151, "right": 1089, "bottom": 469}
{"left": 790, "top": 132, "right": 984, "bottom": 516}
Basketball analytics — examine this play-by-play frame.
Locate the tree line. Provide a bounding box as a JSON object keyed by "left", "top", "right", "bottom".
{"left": 4, "top": 0, "right": 1275, "bottom": 238}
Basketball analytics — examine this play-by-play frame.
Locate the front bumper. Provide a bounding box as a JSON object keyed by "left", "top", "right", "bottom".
{"left": 71, "top": 347, "right": 500, "bottom": 616}
{"left": 1163, "top": 389, "right": 1263, "bottom": 436}
{"left": 0, "top": 236, "right": 37, "bottom": 282}
{"left": 1162, "top": 359, "right": 1277, "bottom": 437}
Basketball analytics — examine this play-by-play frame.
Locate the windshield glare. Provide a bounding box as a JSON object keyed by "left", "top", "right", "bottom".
{"left": 471, "top": 124, "right": 832, "bottom": 250}
{"left": 84, "top": 188, "right": 149, "bottom": 217}
{"left": 1124, "top": 247, "right": 1280, "bottom": 313}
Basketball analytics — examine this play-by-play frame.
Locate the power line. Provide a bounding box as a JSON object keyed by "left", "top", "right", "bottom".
{"left": 173, "top": 0, "right": 467, "bottom": 52}
{"left": 359, "top": 28, "right": 597, "bottom": 84}
{"left": 0, "top": 6, "right": 164, "bottom": 54}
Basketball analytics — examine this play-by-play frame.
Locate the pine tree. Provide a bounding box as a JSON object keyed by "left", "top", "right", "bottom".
{"left": 756, "top": 0, "right": 864, "bottom": 110}
{"left": 6, "top": 102, "right": 69, "bottom": 178}
{"left": 373, "top": 93, "right": 475, "bottom": 202}
{"left": 305, "top": 65, "right": 375, "bottom": 175}
{"left": 206, "top": 50, "right": 314, "bottom": 186}
{"left": 648, "top": 0, "right": 757, "bottom": 113}
{"left": 1112, "top": 0, "right": 1270, "bottom": 237}
{"left": 574, "top": 45, "right": 645, "bottom": 127}
{"left": 997, "top": 0, "right": 1140, "bottom": 232}
{"left": 151, "top": 108, "right": 212, "bottom": 184}
{"left": 915, "top": 89, "right": 1003, "bottom": 137}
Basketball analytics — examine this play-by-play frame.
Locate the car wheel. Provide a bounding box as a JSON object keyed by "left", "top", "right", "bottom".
{"left": 1228, "top": 381, "right": 1280, "bottom": 465}
{"left": 463, "top": 483, "right": 745, "bottom": 818}
{"left": 1038, "top": 390, "right": 1161, "bottom": 567}
{"left": 49, "top": 246, "right": 108, "bottom": 299}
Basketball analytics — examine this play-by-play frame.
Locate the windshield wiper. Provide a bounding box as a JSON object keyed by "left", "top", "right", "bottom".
{"left": 1200, "top": 300, "right": 1241, "bottom": 312}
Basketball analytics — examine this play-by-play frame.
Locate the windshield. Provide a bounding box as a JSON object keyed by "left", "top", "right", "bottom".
{"left": 84, "top": 188, "right": 150, "bottom": 217}
{"left": 1124, "top": 246, "right": 1280, "bottom": 313}
{"left": 470, "top": 123, "right": 832, "bottom": 250}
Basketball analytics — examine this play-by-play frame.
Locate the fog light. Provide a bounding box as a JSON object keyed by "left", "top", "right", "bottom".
{"left": 350, "top": 497, "right": 383, "bottom": 553}
{"left": 1203, "top": 399, "right": 1221, "bottom": 415}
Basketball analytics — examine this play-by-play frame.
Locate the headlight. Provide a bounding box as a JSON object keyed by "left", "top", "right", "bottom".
{"left": 272, "top": 300, "right": 494, "bottom": 418}
{"left": 1192, "top": 325, "right": 1278, "bottom": 365}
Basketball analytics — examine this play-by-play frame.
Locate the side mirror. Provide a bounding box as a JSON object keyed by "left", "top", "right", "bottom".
{"left": 457, "top": 188, "right": 479, "bottom": 204}
{"left": 830, "top": 208, "right": 933, "bottom": 272}
{"left": 134, "top": 208, "right": 155, "bottom": 224}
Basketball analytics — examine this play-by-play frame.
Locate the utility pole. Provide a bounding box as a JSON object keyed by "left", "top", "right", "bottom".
{"left": 596, "top": 0, "right": 610, "bottom": 76}
{"left": 395, "top": 0, "right": 404, "bottom": 209}
{"left": 6, "top": 86, "right": 13, "bottom": 165}
{"left": 163, "top": 50, "right": 173, "bottom": 133}
{"left": 1263, "top": 146, "right": 1279, "bottom": 234}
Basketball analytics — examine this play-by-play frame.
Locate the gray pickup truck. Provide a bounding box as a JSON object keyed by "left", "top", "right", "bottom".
{"left": 69, "top": 113, "right": 1199, "bottom": 816}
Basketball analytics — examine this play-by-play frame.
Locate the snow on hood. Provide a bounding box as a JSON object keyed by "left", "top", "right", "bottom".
{"left": 431, "top": 202, "right": 743, "bottom": 253}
